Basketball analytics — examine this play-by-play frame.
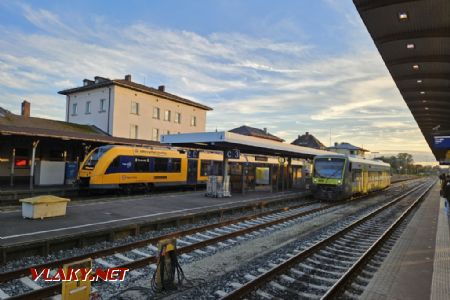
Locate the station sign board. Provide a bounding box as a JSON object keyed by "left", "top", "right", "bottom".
{"left": 434, "top": 136, "right": 450, "bottom": 149}
{"left": 224, "top": 149, "right": 240, "bottom": 159}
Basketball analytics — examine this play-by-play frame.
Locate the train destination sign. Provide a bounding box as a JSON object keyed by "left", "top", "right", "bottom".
{"left": 433, "top": 136, "right": 450, "bottom": 149}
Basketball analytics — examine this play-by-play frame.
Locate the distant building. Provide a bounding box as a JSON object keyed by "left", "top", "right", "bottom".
{"left": 291, "top": 132, "right": 326, "bottom": 150}
{"left": 328, "top": 142, "right": 368, "bottom": 157}
{"left": 59, "top": 75, "right": 212, "bottom": 141}
{"left": 229, "top": 125, "right": 284, "bottom": 142}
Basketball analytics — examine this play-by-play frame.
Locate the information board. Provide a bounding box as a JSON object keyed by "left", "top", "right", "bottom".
{"left": 434, "top": 136, "right": 450, "bottom": 149}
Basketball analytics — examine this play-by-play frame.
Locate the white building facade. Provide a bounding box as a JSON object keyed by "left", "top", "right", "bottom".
{"left": 59, "top": 75, "right": 212, "bottom": 141}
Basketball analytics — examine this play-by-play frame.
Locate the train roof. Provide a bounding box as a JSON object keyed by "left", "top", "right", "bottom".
{"left": 314, "top": 154, "right": 391, "bottom": 169}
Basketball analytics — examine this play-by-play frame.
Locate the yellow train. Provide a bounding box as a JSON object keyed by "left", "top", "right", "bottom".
{"left": 78, "top": 145, "right": 304, "bottom": 191}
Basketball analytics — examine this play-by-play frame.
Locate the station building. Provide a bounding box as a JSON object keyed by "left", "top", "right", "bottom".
{"left": 58, "top": 75, "right": 212, "bottom": 141}
{"left": 0, "top": 102, "right": 158, "bottom": 187}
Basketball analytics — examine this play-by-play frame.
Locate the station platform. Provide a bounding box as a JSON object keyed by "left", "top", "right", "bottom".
{"left": 0, "top": 189, "right": 308, "bottom": 260}
{"left": 362, "top": 183, "right": 450, "bottom": 300}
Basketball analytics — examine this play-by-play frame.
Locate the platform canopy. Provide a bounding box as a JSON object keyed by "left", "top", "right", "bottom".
{"left": 161, "top": 131, "right": 338, "bottom": 159}
{"left": 353, "top": 0, "right": 450, "bottom": 164}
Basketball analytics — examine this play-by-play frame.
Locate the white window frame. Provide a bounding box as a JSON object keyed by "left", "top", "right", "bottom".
{"left": 191, "top": 116, "right": 197, "bottom": 126}
{"left": 174, "top": 112, "right": 181, "bottom": 123}
{"left": 131, "top": 101, "right": 139, "bottom": 115}
{"left": 153, "top": 107, "right": 160, "bottom": 119}
{"left": 152, "top": 128, "right": 159, "bottom": 141}
{"left": 130, "top": 124, "right": 138, "bottom": 139}
{"left": 85, "top": 101, "right": 91, "bottom": 114}
{"left": 72, "top": 103, "right": 78, "bottom": 116}
{"left": 99, "top": 99, "right": 106, "bottom": 112}
{"left": 164, "top": 110, "right": 171, "bottom": 121}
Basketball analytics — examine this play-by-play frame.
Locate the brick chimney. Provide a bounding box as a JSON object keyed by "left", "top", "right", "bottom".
{"left": 21, "top": 100, "right": 30, "bottom": 117}
{"left": 158, "top": 85, "right": 165, "bottom": 92}
{"left": 124, "top": 74, "right": 132, "bottom": 82}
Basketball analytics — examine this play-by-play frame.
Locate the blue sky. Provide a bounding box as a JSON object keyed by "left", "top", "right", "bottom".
{"left": 0, "top": 0, "right": 436, "bottom": 163}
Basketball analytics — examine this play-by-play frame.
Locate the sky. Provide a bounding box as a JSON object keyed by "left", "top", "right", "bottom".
{"left": 0, "top": 0, "right": 436, "bottom": 164}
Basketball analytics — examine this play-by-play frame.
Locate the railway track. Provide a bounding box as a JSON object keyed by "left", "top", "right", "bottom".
{"left": 0, "top": 200, "right": 335, "bottom": 299}
{"left": 217, "top": 180, "right": 434, "bottom": 300}
{"left": 0, "top": 179, "right": 423, "bottom": 299}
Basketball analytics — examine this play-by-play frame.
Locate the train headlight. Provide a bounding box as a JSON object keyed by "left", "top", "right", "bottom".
{"left": 337, "top": 180, "right": 342, "bottom": 184}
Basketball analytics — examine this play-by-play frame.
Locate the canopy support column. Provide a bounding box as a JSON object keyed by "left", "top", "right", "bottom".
{"left": 30, "top": 140, "right": 40, "bottom": 191}
{"left": 10, "top": 148, "right": 15, "bottom": 187}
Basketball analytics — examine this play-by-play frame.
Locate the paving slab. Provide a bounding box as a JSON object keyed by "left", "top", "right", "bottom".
{"left": 362, "top": 184, "right": 450, "bottom": 300}
{"left": 0, "top": 189, "right": 307, "bottom": 247}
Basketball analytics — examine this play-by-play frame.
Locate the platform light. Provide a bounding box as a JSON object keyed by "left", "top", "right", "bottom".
{"left": 420, "top": 91, "right": 426, "bottom": 95}
{"left": 398, "top": 12, "right": 408, "bottom": 20}
{"left": 406, "top": 43, "right": 415, "bottom": 49}
{"left": 412, "top": 64, "right": 420, "bottom": 70}
{"left": 422, "top": 100, "right": 427, "bottom": 103}
{"left": 425, "top": 107, "right": 429, "bottom": 110}
{"left": 417, "top": 79, "right": 423, "bottom": 83}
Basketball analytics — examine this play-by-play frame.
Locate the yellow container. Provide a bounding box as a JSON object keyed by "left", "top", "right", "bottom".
{"left": 19, "top": 196, "right": 70, "bottom": 219}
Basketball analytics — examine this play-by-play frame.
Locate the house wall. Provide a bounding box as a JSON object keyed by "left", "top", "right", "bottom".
{"left": 111, "top": 85, "right": 207, "bottom": 140}
{"left": 66, "top": 87, "right": 113, "bottom": 134}
{"left": 65, "top": 85, "right": 207, "bottom": 141}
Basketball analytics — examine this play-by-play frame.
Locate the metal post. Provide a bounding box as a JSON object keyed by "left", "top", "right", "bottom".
{"left": 10, "top": 148, "right": 15, "bottom": 187}
{"left": 241, "top": 165, "right": 245, "bottom": 195}
{"left": 287, "top": 157, "right": 292, "bottom": 189}
{"left": 30, "top": 140, "right": 40, "bottom": 191}
{"left": 269, "top": 165, "right": 273, "bottom": 193}
{"left": 223, "top": 156, "right": 229, "bottom": 194}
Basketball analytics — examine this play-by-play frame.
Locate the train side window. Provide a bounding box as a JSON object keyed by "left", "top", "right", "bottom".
{"left": 201, "top": 160, "right": 211, "bottom": 176}
{"left": 135, "top": 157, "right": 150, "bottom": 172}
{"left": 154, "top": 157, "right": 169, "bottom": 172}
{"left": 105, "top": 156, "right": 120, "bottom": 174}
{"left": 168, "top": 158, "right": 181, "bottom": 172}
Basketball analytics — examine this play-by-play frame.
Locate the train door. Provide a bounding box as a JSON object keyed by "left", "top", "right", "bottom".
{"left": 362, "top": 168, "right": 369, "bottom": 193}
{"left": 187, "top": 159, "right": 198, "bottom": 185}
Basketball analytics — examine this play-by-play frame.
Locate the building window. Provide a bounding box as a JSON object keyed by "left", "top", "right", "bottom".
{"left": 152, "top": 128, "right": 159, "bottom": 141}
{"left": 85, "top": 101, "right": 91, "bottom": 114}
{"left": 164, "top": 110, "right": 171, "bottom": 121}
{"left": 99, "top": 99, "right": 106, "bottom": 112}
{"left": 130, "top": 124, "right": 138, "bottom": 139}
{"left": 153, "top": 107, "right": 160, "bottom": 119}
{"left": 167, "top": 130, "right": 170, "bottom": 135}
{"left": 174, "top": 112, "right": 181, "bottom": 123}
{"left": 72, "top": 103, "right": 78, "bottom": 115}
{"left": 131, "top": 101, "right": 139, "bottom": 115}
{"left": 191, "top": 116, "right": 197, "bottom": 126}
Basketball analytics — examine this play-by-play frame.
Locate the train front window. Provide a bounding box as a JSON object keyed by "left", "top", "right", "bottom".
{"left": 83, "top": 146, "right": 112, "bottom": 169}
{"left": 314, "top": 158, "right": 345, "bottom": 179}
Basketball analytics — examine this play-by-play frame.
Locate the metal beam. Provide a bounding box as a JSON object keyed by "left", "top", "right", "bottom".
{"left": 394, "top": 73, "right": 450, "bottom": 81}
{"left": 400, "top": 87, "right": 450, "bottom": 93}
{"left": 354, "top": 0, "right": 423, "bottom": 12}
{"left": 376, "top": 28, "right": 450, "bottom": 44}
{"left": 386, "top": 55, "right": 450, "bottom": 66}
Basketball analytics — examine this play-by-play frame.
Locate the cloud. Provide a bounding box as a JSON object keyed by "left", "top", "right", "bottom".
{"left": 0, "top": 2, "right": 434, "bottom": 162}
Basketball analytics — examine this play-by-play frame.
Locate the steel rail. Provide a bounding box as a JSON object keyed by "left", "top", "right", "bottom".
{"left": 321, "top": 181, "right": 435, "bottom": 299}
{"left": 5, "top": 198, "right": 344, "bottom": 300}
{"left": 219, "top": 180, "right": 433, "bottom": 300}
{"left": 0, "top": 199, "right": 318, "bottom": 283}
{"left": 3, "top": 180, "right": 421, "bottom": 300}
